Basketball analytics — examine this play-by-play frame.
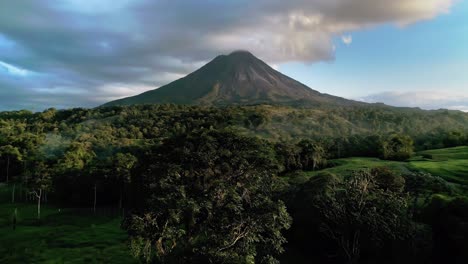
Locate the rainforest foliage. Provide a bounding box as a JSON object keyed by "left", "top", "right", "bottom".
{"left": 1, "top": 104, "right": 468, "bottom": 263}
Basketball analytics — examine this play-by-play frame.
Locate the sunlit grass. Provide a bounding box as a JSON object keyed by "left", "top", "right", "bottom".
{"left": 299, "top": 146, "right": 467, "bottom": 186}
{"left": 301, "top": 157, "right": 409, "bottom": 178}
{"left": 0, "top": 200, "right": 137, "bottom": 264}
{"left": 408, "top": 146, "right": 468, "bottom": 185}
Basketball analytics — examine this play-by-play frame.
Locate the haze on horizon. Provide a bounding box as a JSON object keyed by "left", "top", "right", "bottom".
{"left": 0, "top": 0, "right": 467, "bottom": 111}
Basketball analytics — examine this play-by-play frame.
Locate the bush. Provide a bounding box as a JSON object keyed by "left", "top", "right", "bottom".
{"left": 421, "top": 153, "right": 433, "bottom": 159}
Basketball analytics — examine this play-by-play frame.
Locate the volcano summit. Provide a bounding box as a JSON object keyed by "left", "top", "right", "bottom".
{"left": 103, "top": 51, "right": 359, "bottom": 107}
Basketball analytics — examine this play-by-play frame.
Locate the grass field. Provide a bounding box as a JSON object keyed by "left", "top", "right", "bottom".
{"left": 306, "top": 157, "right": 410, "bottom": 177}
{"left": 0, "top": 192, "right": 137, "bottom": 263}
{"left": 299, "top": 146, "right": 468, "bottom": 187}
{"left": 408, "top": 146, "right": 468, "bottom": 185}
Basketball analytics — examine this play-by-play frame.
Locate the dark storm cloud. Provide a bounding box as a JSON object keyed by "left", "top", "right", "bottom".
{"left": 0, "top": 0, "right": 454, "bottom": 110}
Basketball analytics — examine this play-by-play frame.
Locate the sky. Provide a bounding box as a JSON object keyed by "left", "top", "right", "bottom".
{"left": 0, "top": 0, "right": 467, "bottom": 111}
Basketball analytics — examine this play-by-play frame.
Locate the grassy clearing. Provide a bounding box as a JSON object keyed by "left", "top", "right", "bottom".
{"left": 408, "top": 146, "right": 468, "bottom": 185}
{"left": 283, "top": 157, "right": 411, "bottom": 186}
{"left": 0, "top": 194, "right": 137, "bottom": 264}
{"left": 293, "top": 146, "right": 467, "bottom": 187}
{"left": 307, "top": 157, "right": 410, "bottom": 177}
{"left": 417, "top": 146, "right": 468, "bottom": 160}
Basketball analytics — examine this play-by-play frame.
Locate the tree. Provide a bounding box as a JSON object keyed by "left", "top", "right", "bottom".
{"left": 371, "top": 167, "right": 405, "bottom": 192}
{"left": 420, "top": 196, "right": 468, "bottom": 263}
{"left": 245, "top": 112, "right": 267, "bottom": 130}
{"left": 57, "top": 141, "right": 96, "bottom": 207}
{"left": 403, "top": 171, "right": 454, "bottom": 212}
{"left": 313, "top": 170, "right": 413, "bottom": 263}
{"left": 298, "top": 140, "right": 326, "bottom": 171}
{"left": 111, "top": 152, "right": 137, "bottom": 209}
{"left": 124, "top": 130, "right": 291, "bottom": 263}
{"left": 0, "top": 145, "right": 22, "bottom": 183}
{"left": 274, "top": 142, "right": 301, "bottom": 172}
{"left": 380, "top": 134, "right": 414, "bottom": 161}
{"left": 25, "top": 160, "right": 52, "bottom": 219}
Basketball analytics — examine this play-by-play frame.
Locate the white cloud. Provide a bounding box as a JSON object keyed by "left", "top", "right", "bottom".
{"left": 361, "top": 90, "right": 468, "bottom": 111}
{"left": 341, "top": 35, "right": 353, "bottom": 45}
{"left": 0, "top": 61, "right": 30, "bottom": 77}
{"left": 447, "top": 106, "right": 468, "bottom": 112}
{"left": 271, "top": 64, "right": 280, "bottom": 70}
{"left": 94, "top": 83, "right": 154, "bottom": 102}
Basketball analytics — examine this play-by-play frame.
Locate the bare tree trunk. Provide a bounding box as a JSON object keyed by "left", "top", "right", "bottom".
{"left": 119, "top": 193, "right": 123, "bottom": 210}
{"left": 12, "top": 208, "right": 17, "bottom": 230}
{"left": 6, "top": 156, "right": 10, "bottom": 183}
{"left": 11, "top": 183, "right": 15, "bottom": 203}
{"left": 119, "top": 184, "right": 123, "bottom": 209}
{"left": 93, "top": 183, "right": 97, "bottom": 214}
{"left": 36, "top": 189, "right": 42, "bottom": 220}
{"left": 19, "top": 184, "right": 22, "bottom": 202}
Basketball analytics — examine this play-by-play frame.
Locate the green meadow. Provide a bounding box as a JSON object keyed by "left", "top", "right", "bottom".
{"left": 294, "top": 146, "right": 467, "bottom": 190}
{"left": 0, "top": 197, "right": 136, "bottom": 264}
{"left": 408, "top": 146, "right": 468, "bottom": 185}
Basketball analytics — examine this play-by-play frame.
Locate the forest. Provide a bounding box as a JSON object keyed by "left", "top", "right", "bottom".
{"left": 1, "top": 104, "right": 468, "bottom": 263}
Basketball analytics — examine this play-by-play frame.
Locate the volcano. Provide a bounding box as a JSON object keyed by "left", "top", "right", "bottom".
{"left": 103, "top": 51, "right": 360, "bottom": 107}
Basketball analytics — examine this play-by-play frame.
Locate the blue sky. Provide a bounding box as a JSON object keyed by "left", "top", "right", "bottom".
{"left": 0, "top": 0, "right": 466, "bottom": 111}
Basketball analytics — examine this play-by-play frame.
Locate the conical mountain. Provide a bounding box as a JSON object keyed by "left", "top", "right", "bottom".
{"left": 103, "top": 51, "right": 360, "bottom": 107}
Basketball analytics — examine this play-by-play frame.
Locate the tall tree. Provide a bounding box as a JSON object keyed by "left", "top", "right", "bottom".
{"left": 124, "top": 130, "right": 291, "bottom": 263}
{"left": 380, "top": 134, "right": 414, "bottom": 161}
{"left": 313, "top": 170, "right": 413, "bottom": 263}
{"left": 25, "top": 160, "right": 52, "bottom": 220}
{"left": 298, "top": 139, "right": 326, "bottom": 170}
{"left": 57, "top": 141, "right": 96, "bottom": 207}
{"left": 111, "top": 152, "right": 137, "bottom": 209}
{"left": 0, "top": 145, "right": 22, "bottom": 183}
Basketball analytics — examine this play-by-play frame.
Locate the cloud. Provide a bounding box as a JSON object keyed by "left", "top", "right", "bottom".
{"left": 341, "top": 35, "right": 353, "bottom": 45}
{"left": 361, "top": 91, "right": 468, "bottom": 112}
{"left": 0, "top": 0, "right": 455, "bottom": 110}
{"left": 0, "top": 61, "right": 31, "bottom": 77}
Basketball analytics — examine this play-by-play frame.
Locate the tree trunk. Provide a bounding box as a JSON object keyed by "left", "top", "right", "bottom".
{"left": 93, "top": 183, "right": 97, "bottom": 214}
{"left": 12, "top": 208, "right": 17, "bottom": 230}
{"left": 6, "top": 156, "right": 10, "bottom": 183}
{"left": 411, "top": 193, "right": 419, "bottom": 216}
{"left": 119, "top": 191, "right": 123, "bottom": 209}
{"left": 37, "top": 189, "right": 42, "bottom": 220}
{"left": 11, "top": 183, "right": 15, "bottom": 203}
{"left": 119, "top": 184, "right": 123, "bottom": 209}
